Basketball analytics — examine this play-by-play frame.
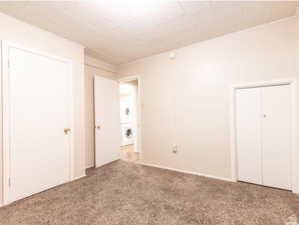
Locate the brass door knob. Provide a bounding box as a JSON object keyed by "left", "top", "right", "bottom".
{"left": 95, "top": 125, "right": 101, "bottom": 129}
{"left": 64, "top": 128, "right": 71, "bottom": 134}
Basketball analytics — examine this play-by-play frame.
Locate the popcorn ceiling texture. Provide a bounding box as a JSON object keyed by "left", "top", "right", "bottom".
{"left": 0, "top": 160, "right": 298, "bottom": 225}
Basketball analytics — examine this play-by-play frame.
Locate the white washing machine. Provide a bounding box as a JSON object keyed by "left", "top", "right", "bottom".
{"left": 121, "top": 123, "right": 134, "bottom": 146}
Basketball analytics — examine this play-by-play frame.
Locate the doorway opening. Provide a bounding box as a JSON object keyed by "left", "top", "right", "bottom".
{"left": 119, "top": 79, "right": 140, "bottom": 162}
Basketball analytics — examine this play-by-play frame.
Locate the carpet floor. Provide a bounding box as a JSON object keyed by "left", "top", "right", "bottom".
{"left": 0, "top": 160, "right": 298, "bottom": 225}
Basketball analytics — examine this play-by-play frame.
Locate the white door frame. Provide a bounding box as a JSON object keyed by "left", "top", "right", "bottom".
{"left": 1, "top": 41, "right": 75, "bottom": 205}
{"left": 118, "top": 75, "right": 142, "bottom": 158}
{"left": 230, "top": 78, "right": 299, "bottom": 194}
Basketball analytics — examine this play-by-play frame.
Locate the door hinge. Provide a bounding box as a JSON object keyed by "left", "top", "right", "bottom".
{"left": 8, "top": 177, "right": 11, "bottom": 187}
{"left": 8, "top": 60, "right": 10, "bottom": 69}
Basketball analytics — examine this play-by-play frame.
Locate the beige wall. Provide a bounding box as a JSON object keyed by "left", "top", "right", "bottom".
{"left": 0, "top": 12, "right": 85, "bottom": 204}
{"left": 117, "top": 16, "right": 299, "bottom": 180}
{"left": 84, "top": 56, "right": 117, "bottom": 168}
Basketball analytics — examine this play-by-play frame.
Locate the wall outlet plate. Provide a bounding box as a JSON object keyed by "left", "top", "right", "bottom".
{"left": 172, "top": 144, "right": 178, "bottom": 153}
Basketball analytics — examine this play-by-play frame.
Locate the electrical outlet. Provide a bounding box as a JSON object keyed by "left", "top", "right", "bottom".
{"left": 172, "top": 144, "right": 178, "bottom": 154}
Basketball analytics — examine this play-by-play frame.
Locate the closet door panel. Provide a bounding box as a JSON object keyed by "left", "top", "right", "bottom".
{"left": 7, "top": 47, "right": 71, "bottom": 203}
{"left": 261, "top": 85, "right": 291, "bottom": 190}
{"left": 236, "top": 88, "right": 262, "bottom": 185}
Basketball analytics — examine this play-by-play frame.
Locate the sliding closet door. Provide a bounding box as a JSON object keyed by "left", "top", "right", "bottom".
{"left": 7, "top": 47, "right": 71, "bottom": 203}
{"left": 261, "top": 85, "right": 291, "bottom": 190}
{"left": 236, "top": 88, "right": 262, "bottom": 185}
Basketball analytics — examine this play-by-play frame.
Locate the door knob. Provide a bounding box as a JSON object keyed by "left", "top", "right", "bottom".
{"left": 95, "top": 125, "right": 101, "bottom": 129}
{"left": 64, "top": 128, "right": 71, "bottom": 134}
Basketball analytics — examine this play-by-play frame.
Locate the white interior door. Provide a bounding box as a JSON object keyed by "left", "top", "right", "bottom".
{"left": 6, "top": 47, "right": 71, "bottom": 203}
{"left": 94, "top": 76, "right": 121, "bottom": 167}
{"left": 261, "top": 85, "right": 291, "bottom": 190}
{"left": 236, "top": 85, "right": 292, "bottom": 190}
{"left": 236, "top": 88, "right": 262, "bottom": 185}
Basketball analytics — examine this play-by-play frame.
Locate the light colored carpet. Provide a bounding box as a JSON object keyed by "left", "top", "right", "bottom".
{"left": 0, "top": 160, "right": 298, "bottom": 225}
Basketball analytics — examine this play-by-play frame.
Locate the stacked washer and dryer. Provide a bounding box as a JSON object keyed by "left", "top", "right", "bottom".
{"left": 120, "top": 102, "right": 134, "bottom": 146}
{"left": 119, "top": 83, "right": 136, "bottom": 147}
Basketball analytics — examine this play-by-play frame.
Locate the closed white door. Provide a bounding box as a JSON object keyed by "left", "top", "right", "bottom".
{"left": 236, "top": 85, "right": 292, "bottom": 190}
{"left": 236, "top": 88, "right": 262, "bottom": 185}
{"left": 94, "top": 76, "right": 121, "bottom": 167}
{"left": 261, "top": 85, "right": 291, "bottom": 190}
{"left": 6, "top": 47, "right": 71, "bottom": 203}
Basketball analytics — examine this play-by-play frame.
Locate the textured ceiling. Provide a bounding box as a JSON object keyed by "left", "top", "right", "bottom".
{"left": 0, "top": 1, "right": 298, "bottom": 65}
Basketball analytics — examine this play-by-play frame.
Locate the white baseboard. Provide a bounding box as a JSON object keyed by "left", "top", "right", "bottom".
{"left": 86, "top": 165, "right": 95, "bottom": 169}
{"left": 138, "top": 162, "right": 234, "bottom": 183}
{"left": 72, "top": 173, "right": 86, "bottom": 181}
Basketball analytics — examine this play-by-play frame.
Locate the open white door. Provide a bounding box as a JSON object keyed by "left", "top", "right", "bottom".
{"left": 94, "top": 76, "right": 121, "bottom": 167}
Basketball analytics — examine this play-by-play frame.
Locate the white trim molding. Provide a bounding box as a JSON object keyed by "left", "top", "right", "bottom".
{"left": 229, "top": 78, "right": 299, "bottom": 194}
{"left": 138, "top": 162, "right": 234, "bottom": 183}
{"left": 72, "top": 174, "right": 86, "bottom": 182}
